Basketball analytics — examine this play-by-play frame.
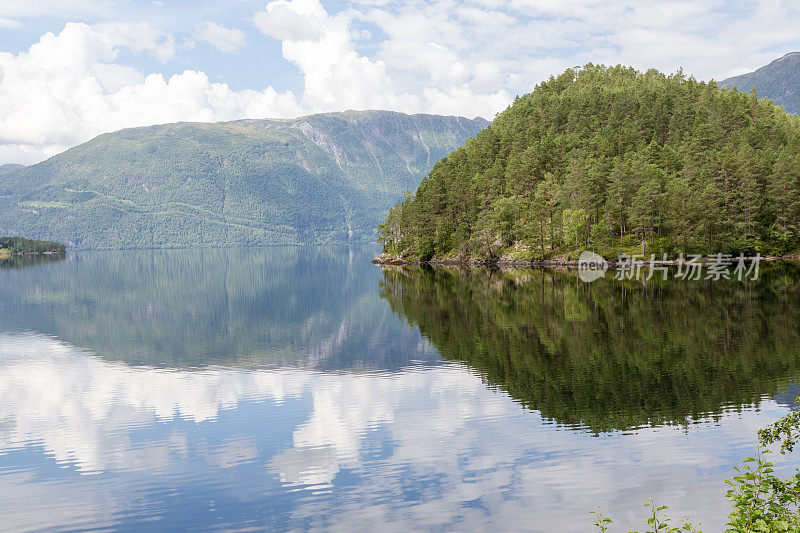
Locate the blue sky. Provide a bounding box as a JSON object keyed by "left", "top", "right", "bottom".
{"left": 0, "top": 1, "right": 299, "bottom": 91}
{"left": 2, "top": 0, "right": 800, "bottom": 164}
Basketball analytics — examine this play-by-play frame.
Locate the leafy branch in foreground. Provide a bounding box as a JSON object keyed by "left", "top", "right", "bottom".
{"left": 759, "top": 411, "right": 800, "bottom": 455}
{"left": 591, "top": 500, "right": 700, "bottom": 532}
{"left": 593, "top": 403, "right": 800, "bottom": 532}
{"left": 591, "top": 508, "right": 613, "bottom": 532}
{"left": 725, "top": 401, "right": 800, "bottom": 532}
{"left": 725, "top": 446, "right": 800, "bottom": 531}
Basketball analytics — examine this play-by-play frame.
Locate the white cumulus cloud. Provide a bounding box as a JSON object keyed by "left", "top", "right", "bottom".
{"left": 253, "top": 0, "right": 510, "bottom": 117}
{"left": 254, "top": 0, "right": 324, "bottom": 41}
{"left": 3, "top": 0, "right": 800, "bottom": 165}
{"left": 193, "top": 21, "right": 247, "bottom": 53}
{"left": 0, "top": 22, "right": 302, "bottom": 164}
{"left": 93, "top": 21, "right": 177, "bottom": 62}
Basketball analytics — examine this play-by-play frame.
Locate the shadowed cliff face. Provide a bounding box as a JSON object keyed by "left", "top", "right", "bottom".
{"left": 0, "top": 111, "right": 488, "bottom": 250}
{"left": 379, "top": 264, "right": 800, "bottom": 432}
{"left": 0, "top": 246, "right": 437, "bottom": 370}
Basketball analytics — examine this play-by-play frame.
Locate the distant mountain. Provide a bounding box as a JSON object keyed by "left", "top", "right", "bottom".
{"left": 721, "top": 52, "right": 800, "bottom": 114}
{"left": 0, "top": 111, "right": 488, "bottom": 250}
{"left": 0, "top": 164, "right": 23, "bottom": 178}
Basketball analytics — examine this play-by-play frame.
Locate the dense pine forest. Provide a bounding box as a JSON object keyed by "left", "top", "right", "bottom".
{"left": 379, "top": 65, "right": 800, "bottom": 262}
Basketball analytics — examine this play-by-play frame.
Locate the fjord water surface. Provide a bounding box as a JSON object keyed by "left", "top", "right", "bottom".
{"left": 1, "top": 246, "right": 799, "bottom": 531}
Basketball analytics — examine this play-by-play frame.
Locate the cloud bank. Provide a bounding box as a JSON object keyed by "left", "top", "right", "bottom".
{"left": 0, "top": 22, "right": 302, "bottom": 163}
{"left": 2, "top": 0, "right": 800, "bottom": 163}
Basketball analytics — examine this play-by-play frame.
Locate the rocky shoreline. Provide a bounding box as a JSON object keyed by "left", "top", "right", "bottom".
{"left": 371, "top": 252, "right": 798, "bottom": 268}
{"left": 372, "top": 254, "right": 584, "bottom": 268}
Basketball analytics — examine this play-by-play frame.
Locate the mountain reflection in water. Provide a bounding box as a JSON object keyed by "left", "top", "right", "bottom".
{"left": 0, "top": 247, "right": 799, "bottom": 531}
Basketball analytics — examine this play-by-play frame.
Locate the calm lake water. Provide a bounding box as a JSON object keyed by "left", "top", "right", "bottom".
{"left": 1, "top": 246, "right": 800, "bottom": 531}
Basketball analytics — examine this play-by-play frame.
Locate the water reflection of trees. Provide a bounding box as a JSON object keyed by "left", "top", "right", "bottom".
{"left": 0, "top": 253, "right": 65, "bottom": 269}
{"left": 379, "top": 264, "right": 800, "bottom": 432}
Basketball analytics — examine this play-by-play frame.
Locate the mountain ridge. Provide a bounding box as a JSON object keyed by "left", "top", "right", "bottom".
{"left": 721, "top": 52, "right": 800, "bottom": 115}
{"left": 0, "top": 110, "right": 488, "bottom": 250}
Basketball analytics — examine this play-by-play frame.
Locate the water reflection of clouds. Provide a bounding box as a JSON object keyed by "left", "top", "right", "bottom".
{"left": 0, "top": 333, "right": 797, "bottom": 532}
{"left": 0, "top": 334, "right": 310, "bottom": 473}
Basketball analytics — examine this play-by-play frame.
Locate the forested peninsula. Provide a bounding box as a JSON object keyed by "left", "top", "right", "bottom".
{"left": 0, "top": 236, "right": 65, "bottom": 263}
{"left": 377, "top": 65, "right": 800, "bottom": 264}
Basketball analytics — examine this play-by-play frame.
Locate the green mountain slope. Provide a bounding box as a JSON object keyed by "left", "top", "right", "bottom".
{"left": 722, "top": 52, "right": 800, "bottom": 115}
{"left": 379, "top": 65, "right": 800, "bottom": 261}
{"left": 0, "top": 164, "right": 23, "bottom": 178}
{"left": 0, "top": 111, "right": 487, "bottom": 250}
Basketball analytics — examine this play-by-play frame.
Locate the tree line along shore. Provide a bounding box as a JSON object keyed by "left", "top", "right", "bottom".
{"left": 0, "top": 236, "right": 66, "bottom": 257}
